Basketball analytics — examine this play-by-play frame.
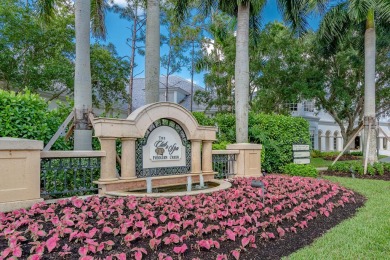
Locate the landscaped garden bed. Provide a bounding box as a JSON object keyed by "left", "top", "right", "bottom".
{"left": 322, "top": 161, "right": 390, "bottom": 181}
{"left": 0, "top": 175, "right": 364, "bottom": 260}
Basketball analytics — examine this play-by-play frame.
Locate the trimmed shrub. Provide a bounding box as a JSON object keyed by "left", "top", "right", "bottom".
{"left": 0, "top": 89, "right": 72, "bottom": 150}
{"left": 329, "top": 161, "right": 389, "bottom": 176}
{"left": 249, "top": 113, "right": 310, "bottom": 172}
{"left": 192, "top": 112, "right": 310, "bottom": 172}
{"left": 282, "top": 163, "right": 318, "bottom": 178}
{"left": 311, "top": 150, "right": 322, "bottom": 158}
{"left": 350, "top": 151, "right": 363, "bottom": 156}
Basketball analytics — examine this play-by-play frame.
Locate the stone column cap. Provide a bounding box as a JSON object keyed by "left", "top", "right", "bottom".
{"left": 226, "top": 143, "right": 262, "bottom": 150}
{"left": 0, "top": 137, "right": 43, "bottom": 150}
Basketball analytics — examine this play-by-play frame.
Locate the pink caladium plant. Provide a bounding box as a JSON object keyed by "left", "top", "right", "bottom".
{"left": 0, "top": 175, "right": 357, "bottom": 259}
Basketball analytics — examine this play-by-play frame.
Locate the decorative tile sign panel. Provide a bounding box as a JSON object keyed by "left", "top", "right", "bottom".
{"left": 135, "top": 118, "right": 192, "bottom": 178}
{"left": 292, "top": 144, "right": 310, "bottom": 164}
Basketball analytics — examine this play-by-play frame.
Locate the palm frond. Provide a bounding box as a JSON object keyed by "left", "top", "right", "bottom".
{"left": 318, "top": 3, "right": 350, "bottom": 44}
{"left": 91, "top": 0, "right": 107, "bottom": 40}
{"left": 276, "top": 0, "right": 311, "bottom": 35}
{"left": 375, "top": 0, "right": 390, "bottom": 22}
{"left": 347, "top": 0, "right": 370, "bottom": 23}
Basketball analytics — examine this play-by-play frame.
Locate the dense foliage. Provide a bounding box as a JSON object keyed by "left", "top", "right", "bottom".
{"left": 0, "top": 0, "right": 130, "bottom": 113}
{"left": 193, "top": 112, "right": 310, "bottom": 172}
{"left": 0, "top": 90, "right": 71, "bottom": 150}
{"left": 282, "top": 164, "right": 318, "bottom": 178}
{"left": 0, "top": 176, "right": 357, "bottom": 259}
{"left": 328, "top": 161, "right": 390, "bottom": 176}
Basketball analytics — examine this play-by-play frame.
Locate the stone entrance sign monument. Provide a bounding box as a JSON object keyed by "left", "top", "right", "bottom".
{"left": 93, "top": 102, "right": 218, "bottom": 194}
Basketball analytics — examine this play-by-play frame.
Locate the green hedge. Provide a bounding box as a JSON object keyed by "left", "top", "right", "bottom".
{"left": 193, "top": 112, "right": 311, "bottom": 172}
{"left": 328, "top": 161, "right": 390, "bottom": 176}
{"left": 282, "top": 163, "right": 318, "bottom": 178}
{"left": 0, "top": 89, "right": 72, "bottom": 150}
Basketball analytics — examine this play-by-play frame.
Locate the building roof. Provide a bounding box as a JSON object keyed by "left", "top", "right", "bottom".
{"left": 130, "top": 75, "right": 207, "bottom": 112}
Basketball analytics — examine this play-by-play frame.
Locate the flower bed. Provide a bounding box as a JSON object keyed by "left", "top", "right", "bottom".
{"left": 0, "top": 176, "right": 362, "bottom": 260}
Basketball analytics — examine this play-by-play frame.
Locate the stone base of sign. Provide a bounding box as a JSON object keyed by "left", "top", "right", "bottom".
{"left": 0, "top": 198, "right": 43, "bottom": 213}
{"left": 0, "top": 138, "right": 43, "bottom": 212}
{"left": 227, "top": 143, "right": 262, "bottom": 177}
{"left": 95, "top": 172, "right": 216, "bottom": 195}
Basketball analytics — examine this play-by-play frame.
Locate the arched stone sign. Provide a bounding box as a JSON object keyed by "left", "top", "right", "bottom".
{"left": 92, "top": 102, "right": 217, "bottom": 194}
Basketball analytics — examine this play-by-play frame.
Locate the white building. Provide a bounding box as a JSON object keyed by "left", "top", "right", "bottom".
{"left": 290, "top": 101, "right": 390, "bottom": 156}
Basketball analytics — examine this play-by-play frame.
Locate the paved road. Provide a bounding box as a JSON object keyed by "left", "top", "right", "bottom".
{"left": 379, "top": 156, "right": 390, "bottom": 162}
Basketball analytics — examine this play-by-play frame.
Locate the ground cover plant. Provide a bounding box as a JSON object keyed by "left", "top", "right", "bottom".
{"left": 0, "top": 176, "right": 362, "bottom": 259}
{"left": 324, "top": 161, "right": 390, "bottom": 181}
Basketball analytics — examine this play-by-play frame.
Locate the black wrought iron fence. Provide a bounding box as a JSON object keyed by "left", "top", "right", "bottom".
{"left": 212, "top": 153, "right": 237, "bottom": 179}
{"left": 40, "top": 152, "right": 104, "bottom": 198}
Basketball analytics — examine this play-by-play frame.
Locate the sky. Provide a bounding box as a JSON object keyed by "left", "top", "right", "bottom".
{"left": 102, "top": 0, "right": 321, "bottom": 88}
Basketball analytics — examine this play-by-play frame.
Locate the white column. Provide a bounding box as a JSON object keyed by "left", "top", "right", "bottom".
{"left": 320, "top": 136, "right": 326, "bottom": 151}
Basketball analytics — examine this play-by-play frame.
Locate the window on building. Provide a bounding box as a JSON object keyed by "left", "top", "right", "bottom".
{"left": 310, "top": 130, "right": 315, "bottom": 149}
{"left": 333, "top": 133, "right": 338, "bottom": 150}
{"left": 304, "top": 101, "right": 315, "bottom": 112}
{"left": 287, "top": 102, "right": 298, "bottom": 111}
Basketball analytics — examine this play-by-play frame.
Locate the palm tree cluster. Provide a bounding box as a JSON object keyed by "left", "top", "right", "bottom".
{"left": 38, "top": 0, "right": 389, "bottom": 163}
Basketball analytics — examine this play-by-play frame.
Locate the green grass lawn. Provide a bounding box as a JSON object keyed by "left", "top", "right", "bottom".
{"left": 310, "top": 158, "right": 362, "bottom": 168}
{"left": 286, "top": 177, "right": 390, "bottom": 260}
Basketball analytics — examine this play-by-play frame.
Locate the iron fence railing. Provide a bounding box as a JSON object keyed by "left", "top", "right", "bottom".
{"left": 212, "top": 150, "right": 238, "bottom": 179}
{"left": 40, "top": 151, "right": 105, "bottom": 198}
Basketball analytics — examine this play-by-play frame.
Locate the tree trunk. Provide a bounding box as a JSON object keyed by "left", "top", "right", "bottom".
{"left": 190, "top": 40, "right": 195, "bottom": 112}
{"left": 234, "top": 3, "right": 250, "bottom": 143}
{"left": 145, "top": 0, "right": 160, "bottom": 104}
{"left": 74, "top": 0, "right": 92, "bottom": 150}
{"left": 363, "top": 10, "right": 378, "bottom": 163}
{"left": 127, "top": 0, "right": 138, "bottom": 115}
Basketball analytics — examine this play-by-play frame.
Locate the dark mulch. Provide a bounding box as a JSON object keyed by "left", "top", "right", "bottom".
{"left": 244, "top": 193, "right": 365, "bottom": 259}
{"left": 323, "top": 155, "right": 361, "bottom": 161}
{"left": 322, "top": 171, "right": 390, "bottom": 181}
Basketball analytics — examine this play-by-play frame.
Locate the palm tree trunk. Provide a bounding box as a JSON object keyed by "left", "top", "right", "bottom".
{"left": 363, "top": 9, "right": 378, "bottom": 163}
{"left": 127, "top": 0, "right": 139, "bottom": 115}
{"left": 235, "top": 3, "right": 250, "bottom": 143}
{"left": 74, "top": 0, "right": 92, "bottom": 150}
{"left": 145, "top": 0, "right": 160, "bottom": 104}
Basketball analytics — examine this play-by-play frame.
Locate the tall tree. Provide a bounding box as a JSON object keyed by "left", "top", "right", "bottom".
{"left": 175, "top": 0, "right": 319, "bottom": 143}
{"left": 318, "top": 0, "right": 390, "bottom": 163}
{"left": 145, "top": 0, "right": 160, "bottom": 104}
{"left": 38, "top": 0, "right": 107, "bottom": 150}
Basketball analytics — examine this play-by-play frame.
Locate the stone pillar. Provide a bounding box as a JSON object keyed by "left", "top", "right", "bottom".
{"left": 99, "top": 138, "right": 118, "bottom": 182}
{"left": 191, "top": 140, "right": 202, "bottom": 174}
{"left": 0, "top": 138, "right": 44, "bottom": 212}
{"left": 121, "top": 138, "right": 137, "bottom": 180}
{"left": 227, "top": 143, "right": 262, "bottom": 177}
{"left": 202, "top": 140, "right": 213, "bottom": 173}
{"left": 320, "top": 135, "right": 326, "bottom": 151}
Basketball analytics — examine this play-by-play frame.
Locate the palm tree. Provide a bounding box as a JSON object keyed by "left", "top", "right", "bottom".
{"left": 318, "top": 0, "right": 390, "bottom": 164}
{"left": 175, "top": 0, "right": 318, "bottom": 143}
{"left": 38, "top": 0, "right": 106, "bottom": 150}
{"left": 145, "top": 0, "right": 160, "bottom": 104}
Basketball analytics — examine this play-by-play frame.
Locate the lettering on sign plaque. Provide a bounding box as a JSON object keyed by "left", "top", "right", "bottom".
{"left": 292, "top": 144, "right": 310, "bottom": 151}
{"left": 293, "top": 151, "right": 310, "bottom": 158}
{"left": 149, "top": 126, "right": 182, "bottom": 161}
{"left": 294, "top": 158, "right": 311, "bottom": 164}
